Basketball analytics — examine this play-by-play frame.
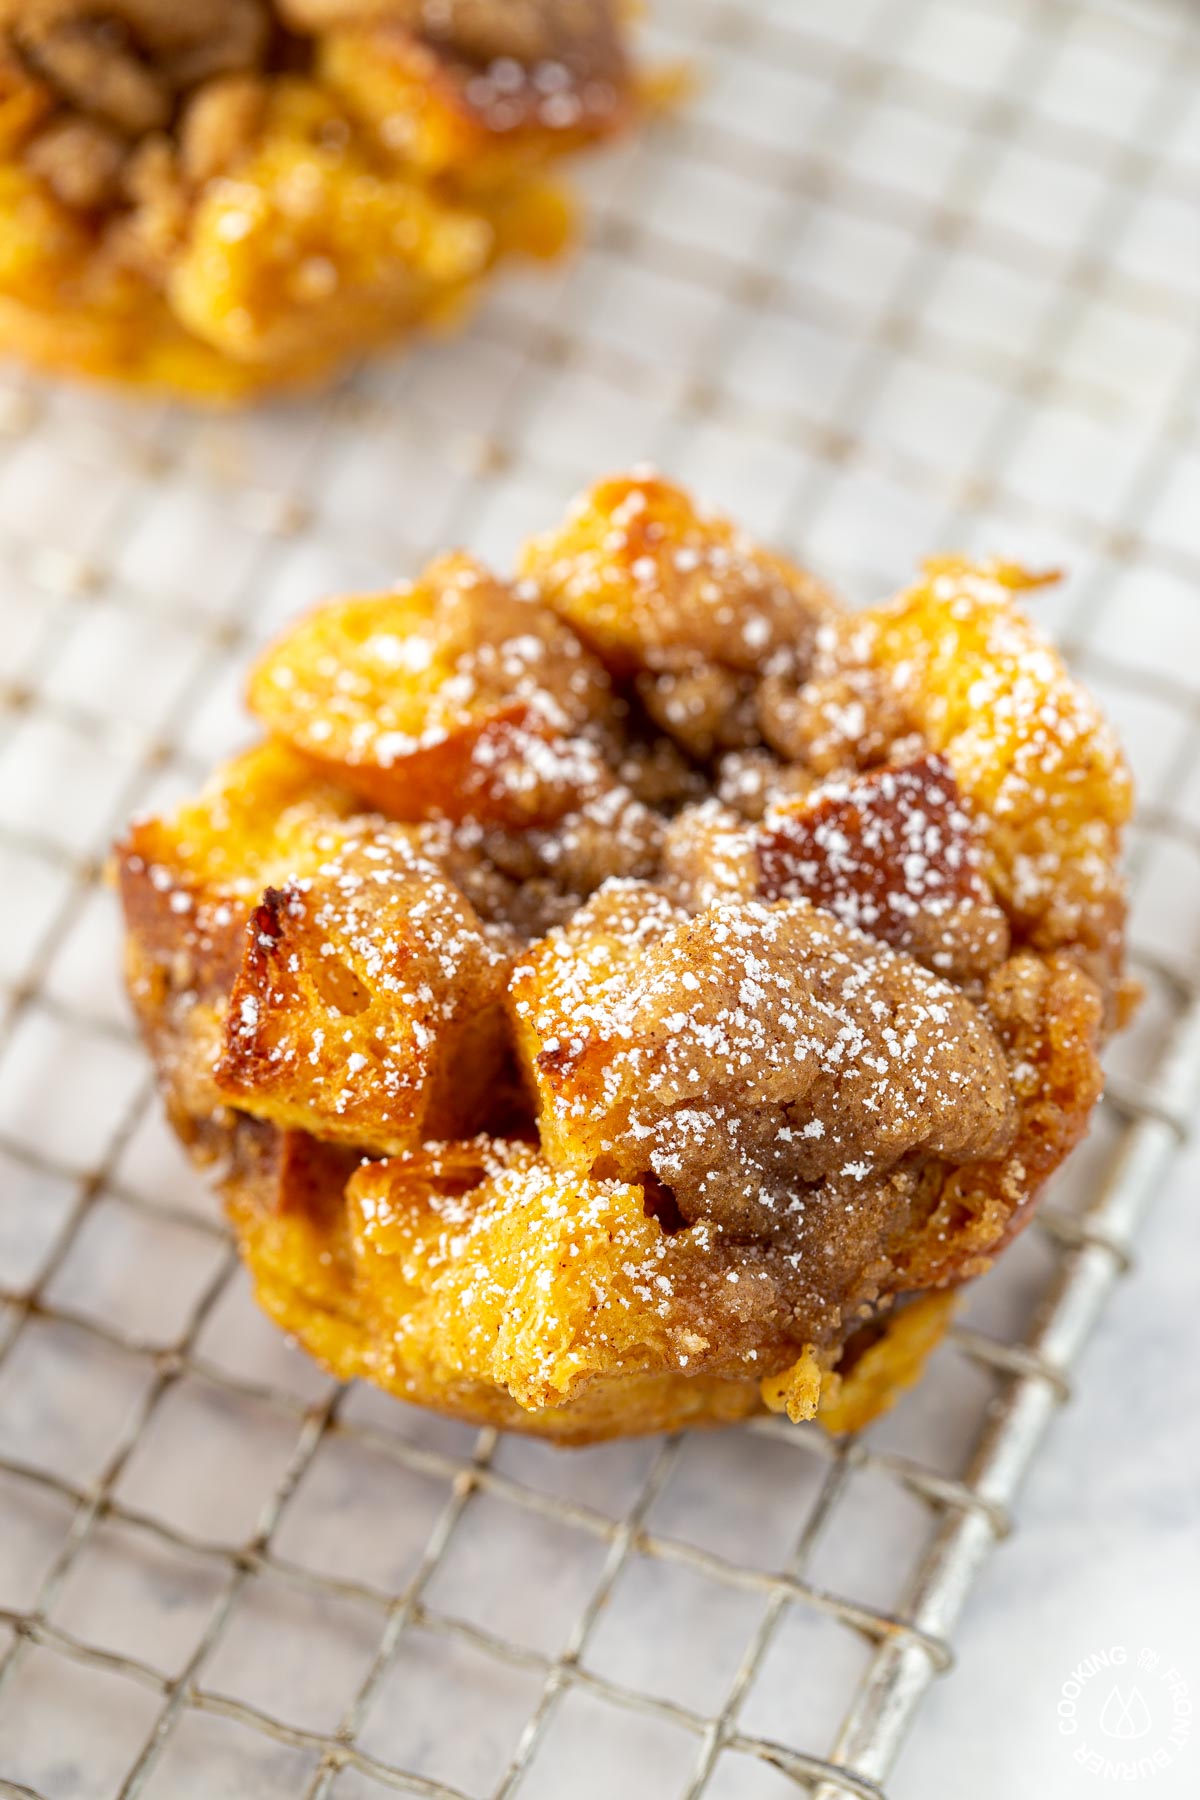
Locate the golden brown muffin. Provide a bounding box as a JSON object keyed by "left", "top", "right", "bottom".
{"left": 116, "top": 473, "right": 1135, "bottom": 1442}
{"left": 0, "top": 0, "right": 634, "bottom": 398}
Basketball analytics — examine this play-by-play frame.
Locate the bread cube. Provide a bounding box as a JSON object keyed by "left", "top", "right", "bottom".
{"left": 249, "top": 552, "right": 614, "bottom": 826}
{"left": 216, "top": 829, "right": 513, "bottom": 1152}
{"left": 345, "top": 1139, "right": 807, "bottom": 1414}
{"left": 868, "top": 561, "right": 1132, "bottom": 957}
{"left": 311, "top": 0, "right": 632, "bottom": 182}
{"left": 520, "top": 473, "right": 836, "bottom": 758}
{"left": 755, "top": 753, "right": 1010, "bottom": 982}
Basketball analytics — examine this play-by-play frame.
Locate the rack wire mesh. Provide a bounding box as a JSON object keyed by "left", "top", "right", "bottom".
{"left": 1, "top": 0, "right": 1200, "bottom": 1794}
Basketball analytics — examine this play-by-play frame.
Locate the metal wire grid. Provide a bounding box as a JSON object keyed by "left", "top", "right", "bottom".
{"left": 0, "top": 0, "right": 1199, "bottom": 1793}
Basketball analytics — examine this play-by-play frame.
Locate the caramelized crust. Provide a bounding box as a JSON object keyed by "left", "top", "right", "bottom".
{"left": 0, "top": 0, "right": 634, "bottom": 397}
{"left": 756, "top": 753, "right": 1011, "bottom": 983}
{"left": 116, "top": 473, "right": 1133, "bottom": 1442}
{"left": 215, "top": 830, "right": 513, "bottom": 1150}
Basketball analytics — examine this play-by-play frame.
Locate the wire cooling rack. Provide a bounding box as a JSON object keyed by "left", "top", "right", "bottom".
{"left": 2, "top": 0, "right": 1200, "bottom": 1794}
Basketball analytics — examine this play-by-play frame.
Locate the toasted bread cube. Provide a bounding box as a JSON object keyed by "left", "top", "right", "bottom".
{"left": 248, "top": 552, "right": 614, "bottom": 826}
{"left": 228, "top": 1127, "right": 791, "bottom": 1439}
{"left": 868, "top": 562, "right": 1132, "bottom": 955}
{"left": 755, "top": 753, "right": 1010, "bottom": 982}
{"left": 216, "top": 830, "right": 513, "bottom": 1152}
{"left": 345, "top": 1139, "right": 804, "bottom": 1413}
{"left": 120, "top": 740, "right": 359, "bottom": 903}
{"left": 117, "top": 739, "right": 361, "bottom": 1021}
{"left": 520, "top": 473, "right": 834, "bottom": 674}
{"left": 507, "top": 880, "right": 688, "bottom": 1169}
{"left": 313, "top": 3, "right": 631, "bottom": 186}
{"left": 520, "top": 474, "right": 836, "bottom": 757}
{"left": 116, "top": 742, "right": 371, "bottom": 1132}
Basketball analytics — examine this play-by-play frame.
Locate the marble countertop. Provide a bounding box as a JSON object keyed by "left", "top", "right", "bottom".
{"left": 894, "top": 1129, "right": 1200, "bottom": 1800}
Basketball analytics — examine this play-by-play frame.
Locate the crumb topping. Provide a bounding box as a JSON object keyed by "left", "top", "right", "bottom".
{"left": 512, "top": 888, "right": 1014, "bottom": 1240}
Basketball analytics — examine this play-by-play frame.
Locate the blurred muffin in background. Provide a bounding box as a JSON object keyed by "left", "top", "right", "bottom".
{"left": 0, "top": 0, "right": 636, "bottom": 399}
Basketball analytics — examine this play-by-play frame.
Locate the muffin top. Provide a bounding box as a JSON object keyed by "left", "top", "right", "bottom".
{"left": 117, "top": 473, "right": 1133, "bottom": 1437}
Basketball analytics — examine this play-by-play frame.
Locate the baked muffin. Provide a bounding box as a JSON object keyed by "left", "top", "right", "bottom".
{"left": 116, "top": 474, "right": 1135, "bottom": 1442}
{"left": 0, "top": 0, "right": 634, "bottom": 398}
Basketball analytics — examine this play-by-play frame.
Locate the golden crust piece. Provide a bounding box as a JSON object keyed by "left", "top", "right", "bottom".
{"left": 215, "top": 830, "right": 514, "bottom": 1150}
{"left": 867, "top": 560, "right": 1132, "bottom": 972}
{"left": 0, "top": 0, "right": 634, "bottom": 398}
{"left": 116, "top": 473, "right": 1133, "bottom": 1443}
{"left": 247, "top": 553, "right": 616, "bottom": 825}
{"left": 521, "top": 473, "right": 839, "bottom": 760}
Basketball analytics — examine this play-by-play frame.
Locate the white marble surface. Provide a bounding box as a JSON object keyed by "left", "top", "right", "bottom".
{"left": 0, "top": 0, "right": 1199, "bottom": 1794}
{"left": 893, "top": 1134, "right": 1200, "bottom": 1800}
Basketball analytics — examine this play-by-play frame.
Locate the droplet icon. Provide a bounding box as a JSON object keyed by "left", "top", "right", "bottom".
{"left": 1098, "top": 1684, "right": 1153, "bottom": 1741}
